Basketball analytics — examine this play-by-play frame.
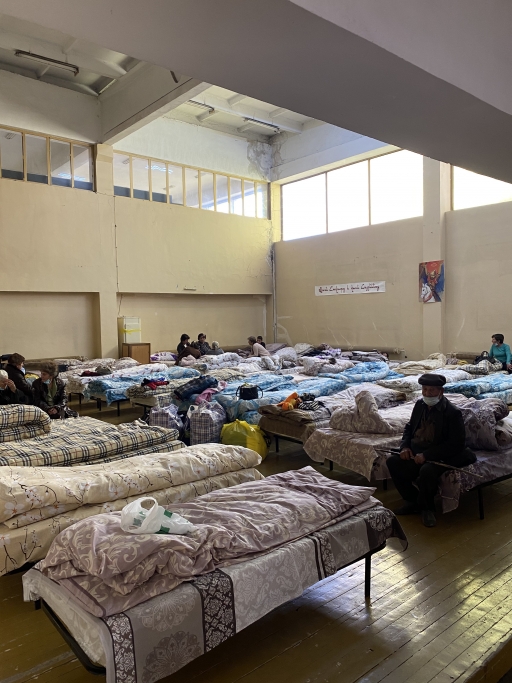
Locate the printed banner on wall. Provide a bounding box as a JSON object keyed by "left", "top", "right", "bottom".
{"left": 419, "top": 260, "right": 445, "bottom": 303}
{"left": 315, "top": 282, "right": 386, "bottom": 296}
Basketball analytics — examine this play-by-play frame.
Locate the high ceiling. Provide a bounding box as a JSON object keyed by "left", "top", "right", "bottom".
{"left": 0, "top": 14, "right": 139, "bottom": 96}
{"left": 167, "top": 85, "right": 318, "bottom": 142}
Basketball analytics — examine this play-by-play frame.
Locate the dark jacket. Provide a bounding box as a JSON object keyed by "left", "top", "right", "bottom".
{"left": 5, "top": 364, "right": 33, "bottom": 403}
{"left": 32, "top": 377, "right": 67, "bottom": 413}
{"left": 0, "top": 386, "right": 26, "bottom": 405}
{"left": 400, "top": 396, "right": 473, "bottom": 465}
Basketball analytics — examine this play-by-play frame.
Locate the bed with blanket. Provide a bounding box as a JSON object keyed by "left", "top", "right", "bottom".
{"left": 305, "top": 391, "right": 512, "bottom": 513}
{"left": 258, "top": 384, "right": 407, "bottom": 444}
{"left": 0, "top": 445, "right": 262, "bottom": 575}
{"left": 0, "top": 410, "right": 182, "bottom": 468}
{"left": 23, "top": 468, "right": 407, "bottom": 683}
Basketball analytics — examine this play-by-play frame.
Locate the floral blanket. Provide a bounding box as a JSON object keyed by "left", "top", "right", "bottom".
{"left": 444, "top": 373, "right": 512, "bottom": 398}
{"left": 0, "top": 445, "right": 262, "bottom": 575}
{"left": 38, "top": 468, "right": 377, "bottom": 616}
{"left": 24, "top": 503, "right": 406, "bottom": 683}
{"left": 0, "top": 405, "right": 51, "bottom": 442}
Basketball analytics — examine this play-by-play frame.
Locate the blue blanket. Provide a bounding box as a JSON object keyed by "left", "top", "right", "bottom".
{"left": 445, "top": 373, "right": 512, "bottom": 398}
{"left": 323, "top": 362, "right": 400, "bottom": 384}
{"left": 84, "top": 367, "right": 199, "bottom": 404}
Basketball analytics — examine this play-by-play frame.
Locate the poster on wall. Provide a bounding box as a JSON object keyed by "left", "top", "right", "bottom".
{"left": 419, "top": 260, "right": 445, "bottom": 303}
{"left": 315, "top": 281, "right": 386, "bottom": 296}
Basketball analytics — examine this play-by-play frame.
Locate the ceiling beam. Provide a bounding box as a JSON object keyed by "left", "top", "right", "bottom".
{"left": 100, "top": 63, "right": 209, "bottom": 143}
{"left": 227, "top": 93, "right": 246, "bottom": 106}
{"left": 269, "top": 107, "right": 287, "bottom": 118}
{"left": 197, "top": 108, "right": 216, "bottom": 122}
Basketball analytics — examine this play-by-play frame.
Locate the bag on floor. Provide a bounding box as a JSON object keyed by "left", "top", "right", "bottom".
{"left": 121, "top": 497, "right": 196, "bottom": 535}
{"left": 221, "top": 419, "right": 270, "bottom": 459}
{"left": 190, "top": 401, "right": 226, "bottom": 445}
{"left": 174, "top": 375, "right": 218, "bottom": 401}
{"left": 236, "top": 384, "right": 263, "bottom": 400}
{"left": 148, "top": 405, "right": 181, "bottom": 433}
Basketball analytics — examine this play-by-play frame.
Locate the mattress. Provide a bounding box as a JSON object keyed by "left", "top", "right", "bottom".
{"left": 259, "top": 414, "right": 331, "bottom": 443}
{"left": 23, "top": 501, "right": 406, "bottom": 683}
{"left": 0, "top": 416, "right": 181, "bottom": 468}
{"left": 0, "top": 445, "right": 263, "bottom": 575}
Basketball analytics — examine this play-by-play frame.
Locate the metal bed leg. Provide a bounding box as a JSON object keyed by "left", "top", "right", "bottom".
{"left": 78, "top": 393, "right": 82, "bottom": 406}
{"left": 329, "top": 460, "right": 333, "bottom": 471}
{"left": 365, "top": 553, "right": 371, "bottom": 599}
{"left": 383, "top": 479, "right": 388, "bottom": 491}
{"left": 117, "top": 401, "right": 121, "bottom": 417}
{"left": 478, "top": 486, "right": 484, "bottom": 520}
{"left": 96, "top": 398, "right": 102, "bottom": 411}
{"left": 275, "top": 436, "right": 279, "bottom": 453}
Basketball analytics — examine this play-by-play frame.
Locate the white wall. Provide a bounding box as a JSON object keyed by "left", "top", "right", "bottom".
{"left": 114, "top": 117, "right": 273, "bottom": 180}
{"left": 0, "top": 70, "right": 101, "bottom": 142}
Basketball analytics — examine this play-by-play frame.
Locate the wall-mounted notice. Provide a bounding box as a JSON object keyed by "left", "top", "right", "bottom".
{"left": 315, "top": 281, "right": 386, "bottom": 296}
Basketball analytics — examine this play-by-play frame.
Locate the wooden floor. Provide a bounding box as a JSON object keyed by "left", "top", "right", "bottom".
{"left": 2, "top": 402, "right": 512, "bottom": 683}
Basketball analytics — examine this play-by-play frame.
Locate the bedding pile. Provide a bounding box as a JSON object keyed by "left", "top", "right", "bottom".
{"left": 0, "top": 405, "right": 51, "bottom": 442}
{"left": 0, "top": 445, "right": 262, "bottom": 575}
{"left": 393, "top": 353, "right": 447, "bottom": 376}
{"left": 0, "top": 416, "right": 181, "bottom": 468}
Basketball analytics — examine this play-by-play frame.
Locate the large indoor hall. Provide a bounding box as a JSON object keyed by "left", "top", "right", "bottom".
{"left": 1, "top": 3, "right": 512, "bottom": 683}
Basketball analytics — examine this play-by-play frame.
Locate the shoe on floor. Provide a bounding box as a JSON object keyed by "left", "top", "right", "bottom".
{"left": 421, "top": 510, "right": 437, "bottom": 527}
{"left": 394, "top": 502, "right": 419, "bottom": 515}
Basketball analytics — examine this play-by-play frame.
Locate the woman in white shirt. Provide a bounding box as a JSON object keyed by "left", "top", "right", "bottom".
{"left": 248, "top": 336, "right": 270, "bottom": 357}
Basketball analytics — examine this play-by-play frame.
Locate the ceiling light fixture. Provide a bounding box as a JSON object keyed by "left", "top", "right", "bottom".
{"left": 188, "top": 100, "right": 214, "bottom": 113}
{"left": 239, "top": 118, "right": 280, "bottom": 135}
{"left": 14, "top": 50, "right": 79, "bottom": 76}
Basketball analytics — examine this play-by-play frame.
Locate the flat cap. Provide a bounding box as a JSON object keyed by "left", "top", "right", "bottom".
{"left": 418, "top": 373, "right": 446, "bottom": 387}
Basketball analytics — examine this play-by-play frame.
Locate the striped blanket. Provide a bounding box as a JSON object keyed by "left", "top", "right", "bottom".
{"left": 0, "top": 405, "right": 51, "bottom": 442}
{"left": 0, "top": 417, "right": 181, "bottom": 468}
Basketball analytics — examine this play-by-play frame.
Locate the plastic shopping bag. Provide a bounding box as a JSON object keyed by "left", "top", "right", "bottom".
{"left": 221, "top": 420, "right": 270, "bottom": 460}
{"left": 121, "top": 497, "right": 197, "bottom": 535}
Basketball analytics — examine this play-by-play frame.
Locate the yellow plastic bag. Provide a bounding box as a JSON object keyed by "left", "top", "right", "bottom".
{"left": 221, "top": 420, "right": 269, "bottom": 460}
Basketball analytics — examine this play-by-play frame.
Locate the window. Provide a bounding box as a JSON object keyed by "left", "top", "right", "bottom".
{"left": 216, "top": 175, "right": 229, "bottom": 213}
{"left": 50, "top": 140, "right": 72, "bottom": 187}
{"left": 327, "top": 162, "right": 369, "bottom": 232}
{"left": 132, "top": 157, "right": 150, "bottom": 200}
{"left": 282, "top": 149, "right": 424, "bottom": 241}
{"left": 0, "top": 129, "right": 23, "bottom": 180}
{"left": 151, "top": 161, "right": 167, "bottom": 203}
{"left": 370, "top": 150, "right": 423, "bottom": 224}
{"left": 73, "top": 145, "right": 93, "bottom": 190}
{"left": 256, "top": 183, "right": 268, "bottom": 219}
{"left": 168, "top": 164, "right": 183, "bottom": 205}
{"left": 113, "top": 154, "right": 131, "bottom": 197}
{"left": 200, "top": 171, "right": 214, "bottom": 210}
{"left": 185, "top": 168, "right": 199, "bottom": 208}
{"left": 452, "top": 166, "right": 512, "bottom": 210}
{"left": 112, "top": 151, "right": 268, "bottom": 217}
{"left": 282, "top": 174, "right": 326, "bottom": 241}
{"left": 0, "top": 127, "right": 93, "bottom": 189}
{"left": 26, "top": 135, "right": 48, "bottom": 184}
{"left": 230, "top": 178, "right": 243, "bottom": 215}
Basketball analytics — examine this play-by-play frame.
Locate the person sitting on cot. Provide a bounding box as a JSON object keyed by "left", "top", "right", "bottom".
{"left": 177, "top": 334, "right": 191, "bottom": 355}
{"left": 0, "top": 369, "right": 27, "bottom": 405}
{"left": 387, "top": 373, "right": 475, "bottom": 528}
{"left": 5, "top": 353, "right": 33, "bottom": 403}
{"left": 32, "top": 361, "right": 68, "bottom": 419}
{"left": 489, "top": 333, "right": 512, "bottom": 372}
{"left": 257, "top": 336, "right": 266, "bottom": 349}
{"left": 176, "top": 334, "right": 200, "bottom": 362}
{"left": 248, "top": 336, "right": 270, "bottom": 357}
{"left": 197, "top": 333, "right": 213, "bottom": 356}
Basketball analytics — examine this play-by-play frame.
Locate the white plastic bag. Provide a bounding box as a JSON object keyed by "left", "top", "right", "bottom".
{"left": 120, "top": 497, "right": 197, "bottom": 535}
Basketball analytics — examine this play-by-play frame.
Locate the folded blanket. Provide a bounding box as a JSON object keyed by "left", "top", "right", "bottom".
{"left": 444, "top": 373, "right": 512, "bottom": 398}
{"left": 0, "top": 445, "right": 261, "bottom": 528}
{"left": 329, "top": 391, "right": 413, "bottom": 434}
{"left": 0, "top": 405, "right": 51, "bottom": 442}
{"left": 394, "top": 353, "right": 447, "bottom": 376}
{"left": 38, "top": 467, "right": 375, "bottom": 615}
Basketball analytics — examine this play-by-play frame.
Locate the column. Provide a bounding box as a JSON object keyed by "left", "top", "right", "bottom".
{"left": 422, "top": 157, "right": 451, "bottom": 356}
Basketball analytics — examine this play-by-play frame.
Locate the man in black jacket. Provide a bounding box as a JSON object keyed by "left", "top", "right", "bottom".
{"left": 387, "top": 373, "right": 474, "bottom": 528}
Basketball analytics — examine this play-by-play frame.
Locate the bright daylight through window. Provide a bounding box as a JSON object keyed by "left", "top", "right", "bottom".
{"left": 452, "top": 167, "right": 512, "bottom": 210}
{"left": 282, "top": 150, "right": 423, "bottom": 241}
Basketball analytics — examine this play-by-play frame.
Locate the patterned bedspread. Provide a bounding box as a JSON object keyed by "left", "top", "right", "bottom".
{"left": 0, "top": 417, "right": 181, "bottom": 468}
{"left": 24, "top": 501, "right": 406, "bottom": 683}
{"left": 445, "top": 373, "right": 512, "bottom": 398}
{"left": 0, "top": 405, "right": 51, "bottom": 442}
{"left": 0, "top": 445, "right": 262, "bottom": 575}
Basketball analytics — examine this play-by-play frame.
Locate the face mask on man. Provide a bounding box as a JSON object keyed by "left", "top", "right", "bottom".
{"left": 21, "top": 367, "right": 26, "bottom": 374}
{"left": 0, "top": 385, "right": 5, "bottom": 391}
{"left": 423, "top": 395, "right": 441, "bottom": 407}
{"left": 43, "top": 379, "right": 51, "bottom": 385}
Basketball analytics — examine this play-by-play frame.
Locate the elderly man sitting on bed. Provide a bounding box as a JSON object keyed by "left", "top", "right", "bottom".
{"left": 0, "top": 369, "right": 26, "bottom": 405}
{"left": 387, "top": 373, "right": 475, "bottom": 528}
